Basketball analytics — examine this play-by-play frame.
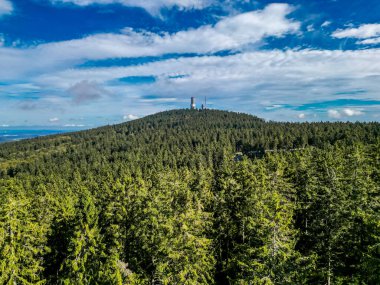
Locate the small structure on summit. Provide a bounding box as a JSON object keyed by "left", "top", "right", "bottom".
{"left": 191, "top": 97, "right": 196, "bottom": 109}
{"left": 201, "top": 97, "right": 207, "bottom": 110}
{"left": 191, "top": 96, "right": 207, "bottom": 110}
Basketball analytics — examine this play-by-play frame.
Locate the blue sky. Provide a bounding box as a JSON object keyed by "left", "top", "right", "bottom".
{"left": 0, "top": 0, "right": 379, "bottom": 127}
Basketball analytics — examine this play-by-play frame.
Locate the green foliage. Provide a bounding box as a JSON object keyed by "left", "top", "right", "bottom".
{"left": 59, "top": 190, "right": 123, "bottom": 285}
{"left": 122, "top": 173, "right": 215, "bottom": 284}
{"left": 0, "top": 109, "right": 379, "bottom": 284}
{"left": 0, "top": 181, "right": 48, "bottom": 284}
{"left": 214, "top": 158, "right": 312, "bottom": 284}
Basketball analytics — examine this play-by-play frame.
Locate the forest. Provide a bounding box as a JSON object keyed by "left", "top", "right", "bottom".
{"left": 0, "top": 109, "right": 379, "bottom": 284}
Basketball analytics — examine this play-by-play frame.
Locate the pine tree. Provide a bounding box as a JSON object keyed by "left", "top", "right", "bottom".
{"left": 214, "top": 157, "right": 306, "bottom": 284}
{"left": 124, "top": 172, "right": 215, "bottom": 284}
{"left": 59, "top": 188, "right": 122, "bottom": 284}
{"left": 0, "top": 181, "right": 48, "bottom": 284}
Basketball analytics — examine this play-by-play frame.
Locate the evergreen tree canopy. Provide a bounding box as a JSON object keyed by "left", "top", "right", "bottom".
{"left": 0, "top": 109, "right": 379, "bottom": 284}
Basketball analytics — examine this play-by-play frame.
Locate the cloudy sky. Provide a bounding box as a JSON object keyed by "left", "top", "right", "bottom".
{"left": 0, "top": 0, "right": 379, "bottom": 127}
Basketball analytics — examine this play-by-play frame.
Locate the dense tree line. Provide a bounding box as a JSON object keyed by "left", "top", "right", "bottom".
{"left": 0, "top": 109, "right": 379, "bottom": 284}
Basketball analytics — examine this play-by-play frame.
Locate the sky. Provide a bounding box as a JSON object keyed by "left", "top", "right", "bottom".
{"left": 0, "top": 0, "right": 379, "bottom": 128}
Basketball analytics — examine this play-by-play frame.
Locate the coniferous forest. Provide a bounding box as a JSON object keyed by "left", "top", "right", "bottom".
{"left": 0, "top": 109, "right": 379, "bottom": 285}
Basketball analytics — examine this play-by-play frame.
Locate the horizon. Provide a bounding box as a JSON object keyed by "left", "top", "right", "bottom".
{"left": 1, "top": 107, "right": 378, "bottom": 132}
{"left": 0, "top": 0, "right": 379, "bottom": 126}
{"left": 1, "top": 107, "right": 378, "bottom": 144}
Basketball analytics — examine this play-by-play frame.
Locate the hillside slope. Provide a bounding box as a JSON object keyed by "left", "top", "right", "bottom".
{"left": 1, "top": 109, "right": 378, "bottom": 176}
{"left": 0, "top": 109, "right": 379, "bottom": 284}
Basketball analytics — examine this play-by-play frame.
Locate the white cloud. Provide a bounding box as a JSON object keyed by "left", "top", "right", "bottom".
{"left": 328, "top": 108, "right": 364, "bottom": 119}
{"left": 265, "top": 104, "right": 284, "bottom": 110}
{"left": 358, "top": 37, "right": 380, "bottom": 45}
{"left": 49, "top": 117, "right": 60, "bottom": 122}
{"left": 327, "top": 109, "right": 341, "bottom": 119}
{"left": 30, "top": 48, "right": 380, "bottom": 122}
{"left": 0, "top": 0, "right": 12, "bottom": 17}
{"left": 64, "top": 124, "right": 85, "bottom": 127}
{"left": 2, "top": 45, "right": 379, "bottom": 123}
{"left": 332, "top": 24, "right": 380, "bottom": 44}
{"left": 342, "top": 108, "right": 364, "bottom": 116}
{"left": 306, "top": 25, "right": 314, "bottom": 32}
{"left": 123, "top": 114, "right": 138, "bottom": 120}
{"left": 0, "top": 4, "right": 299, "bottom": 80}
{"left": 51, "top": 0, "right": 213, "bottom": 15}
{"left": 298, "top": 113, "right": 305, "bottom": 119}
{"left": 321, "top": 21, "right": 331, "bottom": 28}
{"left": 38, "top": 49, "right": 380, "bottom": 94}
{"left": 67, "top": 80, "right": 110, "bottom": 104}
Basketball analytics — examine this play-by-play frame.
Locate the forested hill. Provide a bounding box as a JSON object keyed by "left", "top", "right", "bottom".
{"left": 1, "top": 109, "right": 379, "bottom": 176}
{"left": 0, "top": 109, "right": 379, "bottom": 284}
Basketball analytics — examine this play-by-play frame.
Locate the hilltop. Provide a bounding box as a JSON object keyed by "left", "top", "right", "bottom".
{"left": 1, "top": 109, "right": 378, "bottom": 175}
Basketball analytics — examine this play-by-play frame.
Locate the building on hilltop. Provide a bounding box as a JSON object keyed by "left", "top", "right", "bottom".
{"left": 191, "top": 97, "right": 196, "bottom": 109}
